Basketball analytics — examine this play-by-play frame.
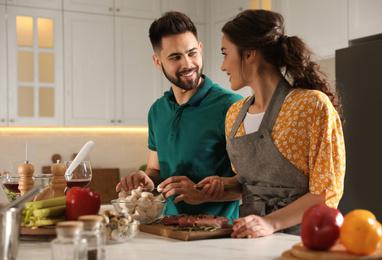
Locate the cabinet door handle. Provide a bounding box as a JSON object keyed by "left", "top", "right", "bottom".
{"left": 111, "top": 120, "right": 115, "bottom": 123}
{"left": 10, "top": 119, "right": 15, "bottom": 123}
{"left": 1, "top": 119, "right": 5, "bottom": 122}
{"left": 109, "top": 7, "right": 113, "bottom": 12}
{"left": 117, "top": 120, "right": 122, "bottom": 123}
{"left": 116, "top": 8, "right": 120, "bottom": 12}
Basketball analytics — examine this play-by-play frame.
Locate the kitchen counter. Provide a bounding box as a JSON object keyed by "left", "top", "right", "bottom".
{"left": 17, "top": 231, "right": 300, "bottom": 260}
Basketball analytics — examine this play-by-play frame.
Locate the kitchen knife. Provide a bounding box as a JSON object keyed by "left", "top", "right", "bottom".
{"left": 65, "top": 141, "right": 95, "bottom": 176}
{"left": 195, "top": 183, "right": 241, "bottom": 193}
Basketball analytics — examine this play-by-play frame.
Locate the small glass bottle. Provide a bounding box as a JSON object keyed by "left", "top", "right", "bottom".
{"left": 78, "top": 215, "right": 106, "bottom": 260}
{"left": 51, "top": 221, "right": 88, "bottom": 260}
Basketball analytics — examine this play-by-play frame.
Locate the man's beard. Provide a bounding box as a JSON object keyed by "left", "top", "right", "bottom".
{"left": 162, "top": 63, "right": 204, "bottom": 91}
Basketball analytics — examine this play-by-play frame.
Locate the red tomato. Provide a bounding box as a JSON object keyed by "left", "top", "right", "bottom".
{"left": 301, "top": 204, "right": 344, "bottom": 250}
{"left": 65, "top": 187, "right": 101, "bottom": 220}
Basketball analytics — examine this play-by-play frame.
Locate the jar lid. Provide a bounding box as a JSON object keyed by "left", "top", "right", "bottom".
{"left": 78, "top": 215, "right": 103, "bottom": 223}
{"left": 56, "top": 221, "right": 84, "bottom": 229}
{"left": 78, "top": 215, "right": 103, "bottom": 230}
{"left": 56, "top": 221, "right": 83, "bottom": 237}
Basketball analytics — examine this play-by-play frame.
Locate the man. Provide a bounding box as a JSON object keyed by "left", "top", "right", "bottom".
{"left": 116, "top": 11, "right": 242, "bottom": 221}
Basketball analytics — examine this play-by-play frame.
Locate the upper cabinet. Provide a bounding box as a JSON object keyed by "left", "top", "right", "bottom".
{"left": 6, "top": 6, "right": 64, "bottom": 126}
{"left": 64, "top": 2, "right": 162, "bottom": 126}
{"left": 63, "top": 12, "right": 115, "bottom": 126}
{"left": 209, "top": 0, "right": 253, "bottom": 98}
{"left": 6, "top": 0, "right": 62, "bottom": 10}
{"left": 63, "top": 0, "right": 161, "bottom": 18}
{"left": 114, "top": 16, "right": 162, "bottom": 126}
{"left": 272, "top": 0, "right": 348, "bottom": 59}
{"left": 348, "top": 0, "right": 382, "bottom": 40}
{"left": 0, "top": 4, "right": 7, "bottom": 126}
{"left": 162, "top": 0, "right": 205, "bottom": 23}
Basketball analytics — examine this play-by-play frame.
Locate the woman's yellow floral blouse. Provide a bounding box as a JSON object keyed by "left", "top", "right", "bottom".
{"left": 225, "top": 89, "right": 346, "bottom": 208}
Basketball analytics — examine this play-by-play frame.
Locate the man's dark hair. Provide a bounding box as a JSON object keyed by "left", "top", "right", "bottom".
{"left": 149, "top": 11, "right": 198, "bottom": 53}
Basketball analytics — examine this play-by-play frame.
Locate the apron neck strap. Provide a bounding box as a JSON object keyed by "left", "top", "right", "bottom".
{"left": 259, "top": 77, "right": 292, "bottom": 132}
{"left": 228, "top": 77, "right": 292, "bottom": 138}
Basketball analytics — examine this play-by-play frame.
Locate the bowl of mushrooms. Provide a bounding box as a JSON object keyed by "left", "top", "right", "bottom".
{"left": 100, "top": 209, "right": 139, "bottom": 244}
{"left": 111, "top": 186, "right": 167, "bottom": 224}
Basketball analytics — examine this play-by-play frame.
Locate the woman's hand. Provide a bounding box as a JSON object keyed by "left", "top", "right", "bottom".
{"left": 231, "top": 215, "right": 276, "bottom": 238}
{"left": 196, "top": 176, "right": 227, "bottom": 201}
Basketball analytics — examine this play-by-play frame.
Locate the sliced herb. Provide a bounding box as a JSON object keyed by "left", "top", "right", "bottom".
{"left": 173, "top": 224, "right": 220, "bottom": 232}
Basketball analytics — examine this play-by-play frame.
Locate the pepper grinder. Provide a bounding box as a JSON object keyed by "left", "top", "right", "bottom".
{"left": 32, "top": 160, "right": 67, "bottom": 201}
{"left": 51, "top": 161, "right": 67, "bottom": 197}
{"left": 18, "top": 160, "right": 35, "bottom": 196}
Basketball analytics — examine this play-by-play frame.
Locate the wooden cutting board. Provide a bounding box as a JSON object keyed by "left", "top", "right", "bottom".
{"left": 281, "top": 243, "right": 382, "bottom": 260}
{"left": 20, "top": 226, "right": 57, "bottom": 242}
{"left": 139, "top": 223, "right": 233, "bottom": 241}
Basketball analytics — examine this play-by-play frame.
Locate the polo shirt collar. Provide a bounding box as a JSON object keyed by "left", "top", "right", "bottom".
{"left": 164, "top": 74, "right": 212, "bottom": 107}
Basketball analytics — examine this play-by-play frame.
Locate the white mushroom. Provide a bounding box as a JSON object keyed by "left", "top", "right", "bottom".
{"left": 111, "top": 228, "right": 125, "bottom": 241}
{"left": 135, "top": 206, "right": 147, "bottom": 221}
{"left": 118, "top": 218, "right": 130, "bottom": 232}
{"left": 126, "top": 194, "right": 138, "bottom": 202}
{"left": 145, "top": 207, "right": 159, "bottom": 219}
{"left": 132, "top": 211, "right": 141, "bottom": 221}
{"left": 132, "top": 186, "right": 143, "bottom": 196}
{"left": 140, "top": 192, "right": 154, "bottom": 200}
{"left": 99, "top": 213, "right": 110, "bottom": 224}
{"left": 153, "top": 193, "right": 164, "bottom": 201}
{"left": 118, "top": 191, "right": 128, "bottom": 199}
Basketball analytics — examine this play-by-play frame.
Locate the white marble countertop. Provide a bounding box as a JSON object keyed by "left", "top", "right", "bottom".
{"left": 17, "top": 231, "right": 300, "bottom": 260}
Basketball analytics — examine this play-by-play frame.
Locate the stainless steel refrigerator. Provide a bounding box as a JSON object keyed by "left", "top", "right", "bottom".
{"left": 336, "top": 36, "right": 382, "bottom": 222}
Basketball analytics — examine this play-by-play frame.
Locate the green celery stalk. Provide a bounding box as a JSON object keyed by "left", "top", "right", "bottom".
{"left": 33, "top": 205, "right": 66, "bottom": 218}
{"left": 25, "top": 196, "right": 66, "bottom": 209}
{"left": 32, "top": 217, "right": 65, "bottom": 229}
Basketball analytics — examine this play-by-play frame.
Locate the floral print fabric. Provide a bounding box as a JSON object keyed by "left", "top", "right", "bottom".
{"left": 225, "top": 88, "right": 345, "bottom": 208}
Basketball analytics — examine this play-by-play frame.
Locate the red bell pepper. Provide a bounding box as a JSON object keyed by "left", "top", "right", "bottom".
{"left": 65, "top": 187, "right": 101, "bottom": 221}
{"left": 301, "top": 204, "right": 344, "bottom": 250}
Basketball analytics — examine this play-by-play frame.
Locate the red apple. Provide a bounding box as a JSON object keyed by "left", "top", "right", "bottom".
{"left": 301, "top": 204, "right": 344, "bottom": 250}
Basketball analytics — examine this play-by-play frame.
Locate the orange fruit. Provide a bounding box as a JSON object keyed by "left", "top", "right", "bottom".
{"left": 340, "top": 209, "right": 382, "bottom": 255}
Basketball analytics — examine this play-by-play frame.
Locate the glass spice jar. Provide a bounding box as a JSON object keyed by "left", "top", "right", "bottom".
{"left": 78, "top": 215, "right": 106, "bottom": 260}
{"left": 51, "top": 221, "right": 88, "bottom": 260}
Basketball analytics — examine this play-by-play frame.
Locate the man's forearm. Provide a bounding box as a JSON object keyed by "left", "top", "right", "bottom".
{"left": 145, "top": 169, "right": 161, "bottom": 186}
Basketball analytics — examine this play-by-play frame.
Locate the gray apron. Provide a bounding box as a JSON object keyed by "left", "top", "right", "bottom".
{"left": 226, "top": 77, "right": 309, "bottom": 235}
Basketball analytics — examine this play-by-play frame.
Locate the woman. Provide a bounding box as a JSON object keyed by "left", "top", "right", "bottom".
{"left": 198, "top": 9, "right": 345, "bottom": 238}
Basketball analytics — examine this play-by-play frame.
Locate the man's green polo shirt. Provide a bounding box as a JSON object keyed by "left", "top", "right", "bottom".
{"left": 148, "top": 75, "right": 242, "bottom": 221}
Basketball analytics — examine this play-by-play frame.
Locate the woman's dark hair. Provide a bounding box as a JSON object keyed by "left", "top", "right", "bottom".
{"left": 222, "top": 9, "right": 344, "bottom": 122}
{"left": 149, "top": 11, "right": 198, "bottom": 53}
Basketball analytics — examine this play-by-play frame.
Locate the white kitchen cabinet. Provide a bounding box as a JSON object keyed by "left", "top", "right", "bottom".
{"left": 0, "top": 0, "right": 5, "bottom": 4}
{"left": 161, "top": 0, "right": 205, "bottom": 23}
{"left": 63, "top": 0, "right": 160, "bottom": 18}
{"left": 272, "top": 0, "right": 348, "bottom": 59}
{"left": 348, "top": 0, "right": 382, "bottom": 40}
{"left": 114, "top": 0, "right": 160, "bottom": 18}
{"left": 115, "top": 17, "right": 162, "bottom": 126}
{"left": 64, "top": 12, "right": 115, "bottom": 126}
{"left": 64, "top": 11, "right": 162, "bottom": 126}
{"left": 63, "top": 0, "right": 114, "bottom": 15}
{"left": 6, "top": 6, "right": 64, "bottom": 126}
{"left": 209, "top": 0, "right": 252, "bottom": 98}
{"left": 0, "top": 4, "right": 7, "bottom": 126}
{"left": 6, "top": 0, "right": 62, "bottom": 10}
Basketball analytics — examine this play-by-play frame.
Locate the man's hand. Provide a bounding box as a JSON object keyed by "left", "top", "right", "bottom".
{"left": 158, "top": 176, "right": 209, "bottom": 205}
{"left": 116, "top": 170, "right": 154, "bottom": 192}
